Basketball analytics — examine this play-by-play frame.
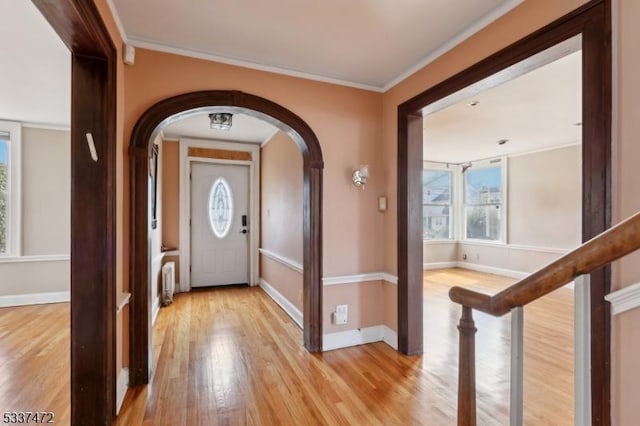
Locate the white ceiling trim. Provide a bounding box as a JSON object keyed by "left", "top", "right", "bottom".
{"left": 22, "top": 122, "right": 71, "bottom": 132}
{"left": 128, "top": 37, "right": 384, "bottom": 92}
{"left": 105, "top": 0, "right": 128, "bottom": 43}
{"left": 381, "top": 0, "right": 524, "bottom": 92}
{"left": 111, "top": 0, "right": 524, "bottom": 93}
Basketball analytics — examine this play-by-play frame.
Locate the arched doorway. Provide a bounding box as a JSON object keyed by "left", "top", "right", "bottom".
{"left": 128, "top": 90, "right": 324, "bottom": 385}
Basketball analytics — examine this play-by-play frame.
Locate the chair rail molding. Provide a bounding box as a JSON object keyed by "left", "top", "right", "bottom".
{"left": 605, "top": 282, "right": 640, "bottom": 315}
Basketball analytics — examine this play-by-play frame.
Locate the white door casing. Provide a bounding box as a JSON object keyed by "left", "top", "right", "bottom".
{"left": 190, "top": 162, "right": 250, "bottom": 286}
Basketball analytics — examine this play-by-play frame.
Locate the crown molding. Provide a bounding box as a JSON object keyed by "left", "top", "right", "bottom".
{"left": 381, "top": 0, "right": 524, "bottom": 91}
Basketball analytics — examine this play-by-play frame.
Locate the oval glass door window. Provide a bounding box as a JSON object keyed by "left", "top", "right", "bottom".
{"left": 208, "top": 178, "right": 233, "bottom": 238}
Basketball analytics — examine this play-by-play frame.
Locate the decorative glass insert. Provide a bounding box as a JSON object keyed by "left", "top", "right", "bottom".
{"left": 208, "top": 178, "right": 233, "bottom": 238}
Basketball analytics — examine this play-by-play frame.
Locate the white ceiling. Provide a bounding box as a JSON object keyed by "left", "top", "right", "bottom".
{"left": 162, "top": 112, "right": 277, "bottom": 143}
{"left": 0, "top": 0, "right": 70, "bottom": 127}
{"left": 423, "top": 50, "right": 582, "bottom": 164}
{"left": 111, "top": 0, "right": 522, "bottom": 90}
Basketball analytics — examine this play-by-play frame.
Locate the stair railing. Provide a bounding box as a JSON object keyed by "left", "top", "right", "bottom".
{"left": 449, "top": 211, "right": 640, "bottom": 425}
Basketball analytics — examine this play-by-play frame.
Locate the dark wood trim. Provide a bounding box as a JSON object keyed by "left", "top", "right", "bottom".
{"left": 129, "top": 91, "right": 324, "bottom": 385}
{"left": 397, "top": 111, "right": 424, "bottom": 354}
{"left": 397, "top": 0, "right": 611, "bottom": 423}
{"left": 31, "top": 0, "right": 117, "bottom": 424}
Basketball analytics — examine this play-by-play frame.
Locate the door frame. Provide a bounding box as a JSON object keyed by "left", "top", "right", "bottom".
{"left": 31, "top": 0, "right": 117, "bottom": 423}
{"left": 183, "top": 152, "right": 257, "bottom": 290}
{"left": 129, "top": 91, "right": 324, "bottom": 386}
{"left": 397, "top": 0, "right": 611, "bottom": 423}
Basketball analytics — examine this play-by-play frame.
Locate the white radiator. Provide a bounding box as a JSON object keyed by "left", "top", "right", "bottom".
{"left": 161, "top": 261, "right": 175, "bottom": 306}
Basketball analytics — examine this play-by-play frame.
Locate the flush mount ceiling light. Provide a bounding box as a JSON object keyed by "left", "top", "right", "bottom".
{"left": 467, "top": 100, "right": 480, "bottom": 107}
{"left": 497, "top": 139, "right": 509, "bottom": 145}
{"left": 209, "top": 113, "right": 233, "bottom": 130}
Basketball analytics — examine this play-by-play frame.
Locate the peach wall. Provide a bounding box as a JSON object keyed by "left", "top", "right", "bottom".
{"left": 324, "top": 282, "right": 384, "bottom": 334}
{"left": 260, "top": 256, "right": 303, "bottom": 312}
{"left": 123, "top": 48, "right": 385, "bottom": 277}
{"left": 612, "top": 0, "right": 640, "bottom": 423}
{"left": 260, "top": 131, "right": 303, "bottom": 263}
{"left": 161, "top": 140, "right": 180, "bottom": 250}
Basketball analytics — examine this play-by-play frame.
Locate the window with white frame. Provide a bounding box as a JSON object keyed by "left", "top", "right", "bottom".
{"left": 464, "top": 159, "right": 504, "bottom": 241}
{"left": 423, "top": 169, "right": 453, "bottom": 239}
{"left": 0, "top": 121, "right": 21, "bottom": 256}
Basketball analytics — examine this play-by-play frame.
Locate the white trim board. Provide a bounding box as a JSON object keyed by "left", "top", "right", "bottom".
{"left": 259, "top": 248, "right": 303, "bottom": 273}
{"left": 116, "top": 368, "right": 129, "bottom": 415}
{"left": 323, "top": 325, "right": 398, "bottom": 351}
{"left": 152, "top": 296, "right": 160, "bottom": 327}
{"left": 0, "top": 291, "right": 70, "bottom": 308}
{"left": 259, "top": 248, "right": 399, "bottom": 285}
{"left": 453, "top": 262, "right": 529, "bottom": 280}
{"left": 259, "top": 278, "right": 303, "bottom": 328}
{"left": 0, "top": 254, "right": 70, "bottom": 264}
{"left": 323, "top": 272, "right": 386, "bottom": 286}
{"left": 423, "top": 261, "right": 458, "bottom": 270}
{"left": 605, "top": 282, "right": 640, "bottom": 315}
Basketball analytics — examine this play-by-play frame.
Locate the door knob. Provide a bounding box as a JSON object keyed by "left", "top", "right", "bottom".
{"left": 240, "top": 229, "right": 248, "bottom": 234}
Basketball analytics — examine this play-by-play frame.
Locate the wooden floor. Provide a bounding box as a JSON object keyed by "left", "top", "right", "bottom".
{"left": 423, "top": 268, "right": 574, "bottom": 425}
{"left": 0, "top": 303, "right": 70, "bottom": 424}
{"left": 0, "top": 268, "right": 574, "bottom": 425}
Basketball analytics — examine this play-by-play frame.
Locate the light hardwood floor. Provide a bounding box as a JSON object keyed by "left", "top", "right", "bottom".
{"left": 0, "top": 303, "right": 70, "bottom": 424}
{"left": 0, "top": 268, "right": 574, "bottom": 425}
{"left": 423, "top": 268, "right": 574, "bottom": 425}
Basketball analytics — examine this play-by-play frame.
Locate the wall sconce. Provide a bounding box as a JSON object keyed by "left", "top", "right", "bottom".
{"left": 352, "top": 164, "right": 369, "bottom": 188}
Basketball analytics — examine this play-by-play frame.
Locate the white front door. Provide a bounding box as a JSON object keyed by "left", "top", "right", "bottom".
{"left": 190, "top": 162, "right": 249, "bottom": 287}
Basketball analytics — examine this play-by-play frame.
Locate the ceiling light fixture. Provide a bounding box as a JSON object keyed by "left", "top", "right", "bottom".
{"left": 574, "top": 122, "right": 582, "bottom": 126}
{"left": 467, "top": 100, "right": 480, "bottom": 107}
{"left": 209, "top": 113, "right": 233, "bottom": 130}
{"left": 497, "top": 139, "right": 509, "bottom": 145}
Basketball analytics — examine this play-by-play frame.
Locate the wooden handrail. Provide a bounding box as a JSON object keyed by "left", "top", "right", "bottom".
{"left": 450, "top": 210, "right": 640, "bottom": 316}
{"left": 450, "top": 210, "right": 640, "bottom": 425}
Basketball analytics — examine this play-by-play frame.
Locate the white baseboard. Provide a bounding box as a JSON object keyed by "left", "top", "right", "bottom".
{"left": 455, "top": 262, "right": 529, "bottom": 279}
{"left": 606, "top": 281, "right": 640, "bottom": 315}
{"left": 423, "top": 261, "right": 458, "bottom": 270}
{"left": 323, "top": 325, "right": 398, "bottom": 351}
{"left": 0, "top": 291, "right": 70, "bottom": 308}
{"left": 423, "top": 261, "right": 530, "bottom": 280}
{"left": 116, "top": 367, "right": 129, "bottom": 415}
{"left": 323, "top": 325, "right": 385, "bottom": 351}
{"left": 259, "top": 278, "right": 303, "bottom": 328}
{"left": 152, "top": 296, "right": 160, "bottom": 327}
{"left": 382, "top": 325, "right": 398, "bottom": 350}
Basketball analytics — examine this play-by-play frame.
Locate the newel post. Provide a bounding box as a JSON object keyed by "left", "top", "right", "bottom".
{"left": 457, "top": 306, "right": 477, "bottom": 426}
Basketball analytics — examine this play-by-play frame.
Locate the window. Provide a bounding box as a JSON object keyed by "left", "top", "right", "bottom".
{"left": 423, "top": 169, "right": 452, "bottom": 239}
{"left": 0, "top": 134, "right": 8, "bottom": 253}
{"left": 464, "top": 160, "right": 504, "bottom": 241}
{"left": 0, "top": 121, "right": 21, "bottom": 256}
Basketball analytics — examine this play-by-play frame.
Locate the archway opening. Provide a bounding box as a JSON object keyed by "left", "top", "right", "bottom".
{"left": 128, "top": 90, "right": 324, "bottom": 385}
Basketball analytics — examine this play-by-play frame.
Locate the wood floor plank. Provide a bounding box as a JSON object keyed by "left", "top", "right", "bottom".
{"left": 0, "top": 268, "right": 574, "bottom": 425}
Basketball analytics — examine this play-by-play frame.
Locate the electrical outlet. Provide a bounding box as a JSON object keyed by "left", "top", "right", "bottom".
{"left": 333, "top": 304, "right": 348, "bottom": 325}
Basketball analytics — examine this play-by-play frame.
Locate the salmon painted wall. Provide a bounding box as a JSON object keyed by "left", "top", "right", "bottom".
{"left": 94, "top": 0, "right": 127, "bottom": 377}
{"left": 123, "top": 48, "right": 384, "bottom": 278}
{"left": 261, "top": 131, "right": 303, "bottom": 264}
{"left": 260, "top": 130, "right": 304, "bottom": 312}
{"left": 612, "top": 0, "right": 640, "bottom": 423}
